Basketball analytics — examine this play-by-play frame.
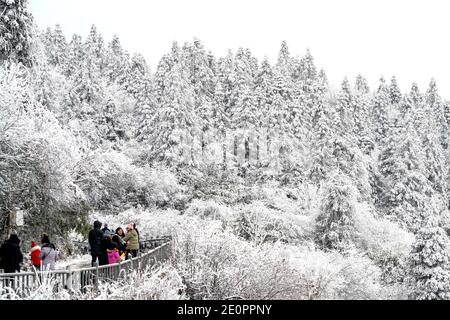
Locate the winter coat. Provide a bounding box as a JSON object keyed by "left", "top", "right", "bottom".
{"left": 107, "top": 250, "right": 121, "bottom": 265}
{"left": 99, "top": 237, "right": 113, "bottom": 266}
{"left": 89, "top": 221, "right": 104, "bottom": 255}
{"left": 123, "top": 229, "right": 139, "bottom": 251}
{"left": 40, "top": 243, "right": 58, "bottom": 271}
{"left": 0, "top": 235, "right": 23, "bottom": 273}
{"left": 112, "top": 235, "right": 126, "bottom": 255}
{"left": 30, "top": 242, "right": 42, "bottom": 267}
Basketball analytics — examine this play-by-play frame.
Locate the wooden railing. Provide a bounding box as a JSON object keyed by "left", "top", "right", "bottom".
{"left": 0, "top": 237, "right": 172, "bottom": 298}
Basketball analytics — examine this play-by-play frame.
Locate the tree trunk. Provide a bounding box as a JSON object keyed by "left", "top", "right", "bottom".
{"left": 222, "top": 130, "right": 227, "bottom": 170}
{"left": 256, "top": 134, "right": 260, "bottom": 165}
{"left": 245, "top": 136, "right": 250, "bottom": 163}
{"left": 201, "top": 130, "right": 206, "bottom": 163}
{"left": 266, "top": 133, "right": 271, "bottom": 164}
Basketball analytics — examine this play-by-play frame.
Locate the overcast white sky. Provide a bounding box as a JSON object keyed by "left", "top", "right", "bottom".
{"left": 30, "top": 0, "right": 450, "bottom": 98}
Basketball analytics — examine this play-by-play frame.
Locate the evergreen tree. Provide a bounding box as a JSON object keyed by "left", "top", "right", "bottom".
{"left": 409, "top": 213, "right": 450, "bottom": 300}
{"left": 277, "top": 40, "right": 293, "bottom": 78}
{"left": 182, "top": 39, "right": 216, "bottom": 162}
{"left": 147, "top": 54, "right": 195, "bottom": 165}
{"left": 389, "top": 76, "right": 402, "bottom": 104}
{"left": 372, "top": 77, "right": 391, "bottom": 144}
{"left": 316, "top": 172, "right": 357, "bottom": 251}
{"left": 426, "top": 79, "right": 448, "bottom": 150}
{"left": 334, "top": 78, "right": 355, "bottom": 141}
{"left": 0, "top": 0, "right": 34, "bottom": 66}
{"left": 65, "top": 34, "right": 84, "bottom": 78}
{"left": 355, "top": 74, "right": 370, "bottom": 94}
{"left": 255, "top": 57, "right": 274, "bottom": 165}
{"left": 379, "top": 97, "right": 432, "bottom": 231}
{"left": 354, "top": 75, "right": 375, "bottom": 154}
{"left": 105, "top": 35, "right": 129, "bottom": 85}
{"left": 43, "top": 24, "right": 68, "bottom": 67}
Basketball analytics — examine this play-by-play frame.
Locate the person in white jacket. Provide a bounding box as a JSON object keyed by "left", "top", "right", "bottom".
{"left": 39, "top": 234, "right": 58, "bottom": 271}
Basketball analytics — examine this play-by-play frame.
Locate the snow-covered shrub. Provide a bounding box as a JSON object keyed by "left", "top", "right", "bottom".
{"left": 285, "top": 244, "right": 399, "bottom": 300}
{"left": 138, "top": 166, "right": 187, "bottom": 210}
{"left": 353, "top": 201, "right": 414, "bottom": 284}
{"left": 171, "top": 219, "right": 303, "bottom": 300}
{"left": 232, "top": 201, "right": 310, "bottom": 244}
{"left": 185, "top": 199, "right": 234, "bottom": 222}
{"left": 93, "top": 265, "right": 186, "bottom": 300}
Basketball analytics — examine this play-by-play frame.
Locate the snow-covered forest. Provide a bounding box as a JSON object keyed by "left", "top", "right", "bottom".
{"left": 2, "top": 0, "right": 450, "bottom": 300}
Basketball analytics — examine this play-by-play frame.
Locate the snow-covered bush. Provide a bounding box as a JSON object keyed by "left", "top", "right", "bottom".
{"left": 92, "top": 265, "right": 185, "bottom": 300}
{"left": 185, "top": 199, "right": 234, "bottom": 222}
{"left": 353, "top": 201, "right": 414, "bottom": 284}
{"left": 232, "top": 201, "right": 311, "bottom": 244}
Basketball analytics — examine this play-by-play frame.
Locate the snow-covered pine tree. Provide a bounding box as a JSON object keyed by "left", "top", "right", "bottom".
{"left": 355, "top": 74, "right": 370, "bottom": 94}
{"left": 124, "top": 54, "right": 155, "bottom": 142}
{"left": 426, "top": 79, "right": 448, "bottom": 150}
{"left": 229, "top": 48, "right": 256, "bottom": 165}
{"left": 276, "top": 40, "right": 293, "bottom": 79}
{"left": 84, "top": 25, "right": 106, "bottom": 74}
{"left": 65, "top": 34, "right": 84, "bottom": 78}
{"left": 146, "top": 53, "right": 195, "bottom": 165}
{"left": 105, "top": 35, "right": 129, "bottom": 85}
{"left": 354, "top": 75, "right": 375, "bottom": 154}
{"left": 315, "top": 171, "right": 358, "bottom": 251}
{"left": 299, "top": 49, "right": 317, "bottom": 82}
{"left": 215, "top": 51, "right": 235, "bottom": 168}
{"left": 389, "top": 76, "right": 402, "bottom": 104}
{"left": 0, "top": 0, "right": 34, "bottom": 66}
{"left": 255, "top": 57, "right": 274, "bottom": 165}
{"left": 308, "top": 83, "right": 334, "bottom": 184}
{"left": 379, "top": 96, "right": 432, "bottom": 231}
{"left": 297, "top": 50, "right": 320, "bottom": 134}
{"left": 212, "top": 81, "right": 230, "bottom": 169}
{"left": 409, "top": 212, "right": 450, "bottom": 300}
{"left": 42, "top": 24, "right": 68, "bottom": 68}
{"left": 372, "top": 77, "right": 391, "bottom": 144}
{"left": 182, "top": 39, "right": 216, "bottom": 163}
{"left": 333, "top": 78, "right": 356, "bottom": 141}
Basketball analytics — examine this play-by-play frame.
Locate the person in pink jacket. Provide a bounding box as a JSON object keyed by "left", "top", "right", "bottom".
{"left": 107, "top": 248, "right": 121, "bottom": 264}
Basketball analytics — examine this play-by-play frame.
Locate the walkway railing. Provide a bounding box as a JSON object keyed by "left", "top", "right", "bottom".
{"left": 0, "top": 237, "right": 172, "bottom": 298}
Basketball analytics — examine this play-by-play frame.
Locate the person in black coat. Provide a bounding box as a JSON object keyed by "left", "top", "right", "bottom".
{"left": 88, "top": 221, "right": 104, "bottom": 267}
{"left": 99, "top": 231, "right": 111, "bottom": 266}
{"left": 0, "top": 234, "right": 24, "bottom": 273}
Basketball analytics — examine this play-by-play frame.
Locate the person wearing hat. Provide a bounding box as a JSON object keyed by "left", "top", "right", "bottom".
{"left": 0, "top": 234, "right": 24, "bottom": 273}
{"left": 123, "top": 224, "right": 139, "bottom": 258}
{"left": 101, "top": 223, "right": 110, "bottom": 234}
{"left": 40, "top": 234, "right": 58, "bottom": 271}
{"left": 30, "top": 241, "right": 42, "bottom": 270}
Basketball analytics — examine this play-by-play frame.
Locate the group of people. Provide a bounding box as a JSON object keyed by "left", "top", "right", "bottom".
{"left": 0, "top": 233, "right": 58, "bottom": 273}
{"left": 88, "top": 221, "right": 140, "bottom": 267}
{"left": 0, "top": 221, "right": 140, "bottom": 274}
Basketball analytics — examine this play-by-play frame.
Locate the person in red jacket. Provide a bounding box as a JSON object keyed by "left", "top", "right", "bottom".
{"left": 30, "top": 241, "right": 41, "bottom": 270}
